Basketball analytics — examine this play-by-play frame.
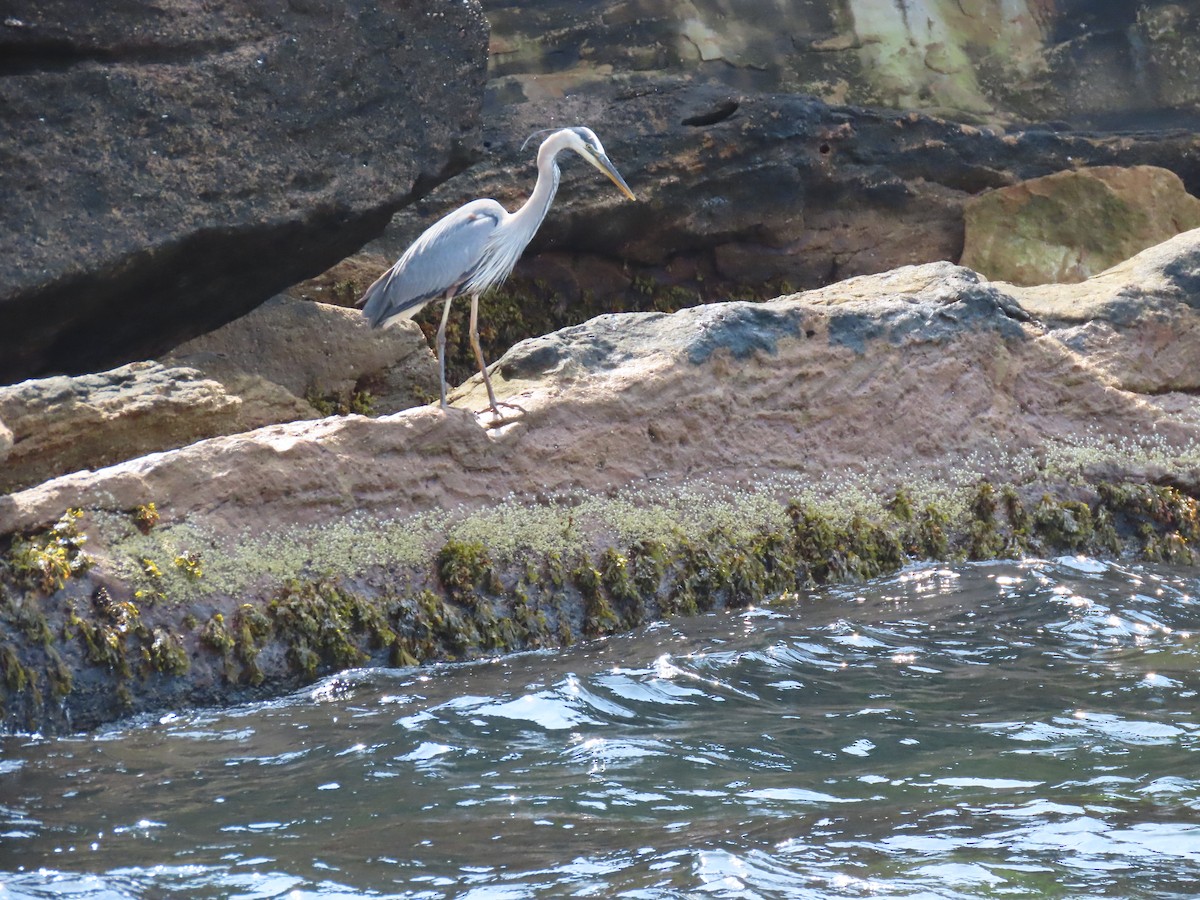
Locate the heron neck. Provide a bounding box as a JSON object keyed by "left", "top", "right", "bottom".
{"left": 510, "top": 150, "right": 561, "bottom": 243}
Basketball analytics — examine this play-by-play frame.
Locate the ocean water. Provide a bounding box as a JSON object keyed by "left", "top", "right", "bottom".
{"left": 2, "top": 558, "right": 1198, "bottom": 898}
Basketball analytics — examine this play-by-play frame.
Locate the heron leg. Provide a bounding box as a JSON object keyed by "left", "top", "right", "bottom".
{"left": 468, "top": 294, "right": 501, "bottom": 414}
{"left": 435, "top": 292, "right": 454, "bottom": 409}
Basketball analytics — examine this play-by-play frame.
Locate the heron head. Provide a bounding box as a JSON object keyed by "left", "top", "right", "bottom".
{"left": 567, "top": 127, "right": 637, "bottom": 202}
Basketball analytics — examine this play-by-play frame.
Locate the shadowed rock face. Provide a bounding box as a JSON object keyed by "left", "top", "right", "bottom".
{"left": 376, "top": 83, "right": 1200, "bottom": 321}
{"left": 481, "top": 0, "right": 1200, "bottom": 128}
{"left": 0, "top": 0, "right": 488, "bottom": 386}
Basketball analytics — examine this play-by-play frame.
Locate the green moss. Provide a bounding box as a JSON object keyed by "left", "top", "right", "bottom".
{"left": 556, "top": 614, "right": 575, "bottom": 647}
{"left": 850, "top": 514, "right": 906, "bottom": 579}
{"left": 722, "top": 542, "right": 769, "bottom": 609}
{"left": 46, "top": 647, "right": 72, "bottom": 701}
{"left": 66, "top": 593, "right": 136, "bottom": 678}
{"left": 173, "top": 552, "right": 204, "bottom": 580}
{"left": 1033, "top": 495, "right": 1094, "bottom": 552}
{"left": 402, "top": 588, "right": 478, "bottom": 657}
{"left": 968, "top": 483, "right": 1005, "bottom": 560}
{"left": 1098, "top": 483, "right": 1200, "bottom": 562}
{"left": 669, "top": 535, "right": 725, "bottom": 614}
{"left": 468, "top": 595, "right": 519, "bottom": 652}
{"left": 143, "top": 627, "right": 190, "bottom": 676}
{"left": 510, "top": 581, "right": 551, "bottom": 649}
{"left": 438, "top": 539, "right": 496, "bottom": 597}
{"left": 201, "top": 613, "right": 235, "bottom": 656}
{"left": 628, "top": 539, "right": 668, "bottom": 596}
{"left": 651, "top": 285, "right": 698, "bottom": 312}
{"left": 543, "top": 550, "right": 568, "bottom": 590}
{"left": 631, "top": 274, "right": 657, "bottom": 296}
{"left": 574, "top": 562, "right": 618, "bottom": 637}
{"left": 4, "top": 593, "right": 52, "bottom": 647}
{"left": 1, "top": 643, "right": 29, "bottom": 694}
{"left": 94, "top": 587, "right": 141, "bottom": 629}
{"left": 134, "top": 556, "right": 168, "bottom": 604}
{"left": 234, "top": 603, "right": 273, "bottom": 685}
{"left": 889, "top": 489, "right": 914, "bottom": 522}
{"left": 305, "top": 387, "right": 376, "bottom": 417}
{"left": 918, "top": 505, "right": 950, "bottom": 560}
{"left": 6, "top": 508, "right": 91, "bottom": 594}
{"left": 349, "top": 391, "right": 375, "bottom": 416}
{"left": 270, "top": 581, "right": 372, "bottom": 677}
{"left": 133, "top": 503, "right": 160, "bottom": 535}
{"left": 752, "top": 530, "right": 800, "bottom": 598}
{"left": 599, "top": 548, "right": 645, "bottom": 627}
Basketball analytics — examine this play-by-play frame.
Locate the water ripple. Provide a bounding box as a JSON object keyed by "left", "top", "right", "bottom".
{"left": 3, "top": 559, "right": 1200, "bottom": 898}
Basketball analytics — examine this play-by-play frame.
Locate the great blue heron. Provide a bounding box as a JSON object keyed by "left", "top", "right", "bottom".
{"left": 359, "top": 126, "right": 636, "bottom": 415}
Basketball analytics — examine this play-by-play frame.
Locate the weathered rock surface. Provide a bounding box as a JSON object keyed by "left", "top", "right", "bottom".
{"left": 163, "top": 294, "right": 440, "bottom": 416}
{"left": 962, "top": 166, "right": 1200, "bottom": 285}
{"left": 4, "top": 230, "right": 1200, "bottom": 732}
{"left": 0, "top": 362, "right": 250, "bottom": 496}
{"left": 0, "top": 0, "right": 488, "bottom": 386}
{"left": 481, "top": 0, "right": 1200, "bottom": 128}
{"left": 0, "top": 296, "right": 439, "bottom": 494}
{"left": 1011, "top": 229, "right": 1200, "bottom": 398}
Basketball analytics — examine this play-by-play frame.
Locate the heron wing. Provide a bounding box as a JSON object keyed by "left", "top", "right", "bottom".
{"left": 359, "top": 199, "right": 505, "bottom": 327}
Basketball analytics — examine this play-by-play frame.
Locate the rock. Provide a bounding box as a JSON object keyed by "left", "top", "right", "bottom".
{"left": 384, "top": 87, "right": 1200, "bottom": 287}
{"left": 0, "top": 0, "right": 488, "bottom": 386}
{"left": 163, "top": 294, "right": 439, "bottom": 417}
{"left": 332, "top": 3, "right": 1200, "bottom": 386}
{"left": 0, "top": 419, "right": 11, "bottom": 463}
{"left": 961, "top": 166, "right": 1200, "bottom": 285}
{"left": 480, "top": 0, "right": 1200, "bottom": 127}
{"left": 0, "top": 362, "right": 247, "bottom": 495}
{"left": 7, "top": 195, "right": 1200, "bottom": 734}
{"left": 1010, "top": 227, "right": 1200, "bottom": 397}
{"left": 0, "top": 294, "right": 441, "bottom": 494}
{"left": 364, "top": 83, "right": 1200, "bottom": 386}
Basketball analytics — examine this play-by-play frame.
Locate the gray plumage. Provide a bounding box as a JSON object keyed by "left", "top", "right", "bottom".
{"left": 358, "top": 126, "right": 635, "bottom": 415}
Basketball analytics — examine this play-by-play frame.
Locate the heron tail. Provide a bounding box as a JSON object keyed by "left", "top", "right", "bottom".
{"left": 358, "top": 267, "right": 436, "bottom": 329}
{"left": 358, "top": 269, "right": 396, "bottom": 327}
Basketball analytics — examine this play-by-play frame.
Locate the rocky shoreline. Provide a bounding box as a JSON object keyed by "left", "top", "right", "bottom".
{"left": 5, "top": 0, "right": 1200, "bottom": 736}
{"left": 4, "top": 231, "right": 1200, "bottom": 733}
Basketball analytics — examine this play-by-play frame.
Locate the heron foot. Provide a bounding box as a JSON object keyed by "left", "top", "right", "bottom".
{"left": 480, "top": 399, "right": 526, "bottom": 428}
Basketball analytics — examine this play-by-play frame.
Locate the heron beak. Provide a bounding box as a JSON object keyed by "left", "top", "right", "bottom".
{"left": 593, "top": 153, "right": 637, "bottom": 201}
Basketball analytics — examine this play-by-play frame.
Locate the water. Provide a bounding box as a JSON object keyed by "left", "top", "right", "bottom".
{"left": 2, "top": 558, "right": 1199, "bottom": 899}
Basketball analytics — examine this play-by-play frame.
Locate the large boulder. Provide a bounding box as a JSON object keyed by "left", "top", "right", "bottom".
{"left": 1010, "top": 228, "right": 1200, "bottom": 399}
{"left": 961, "top": 166, "right": 1200, "bottom": 285}
{"left": 0, "top": 0, "right": 488, "bottom": 386}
